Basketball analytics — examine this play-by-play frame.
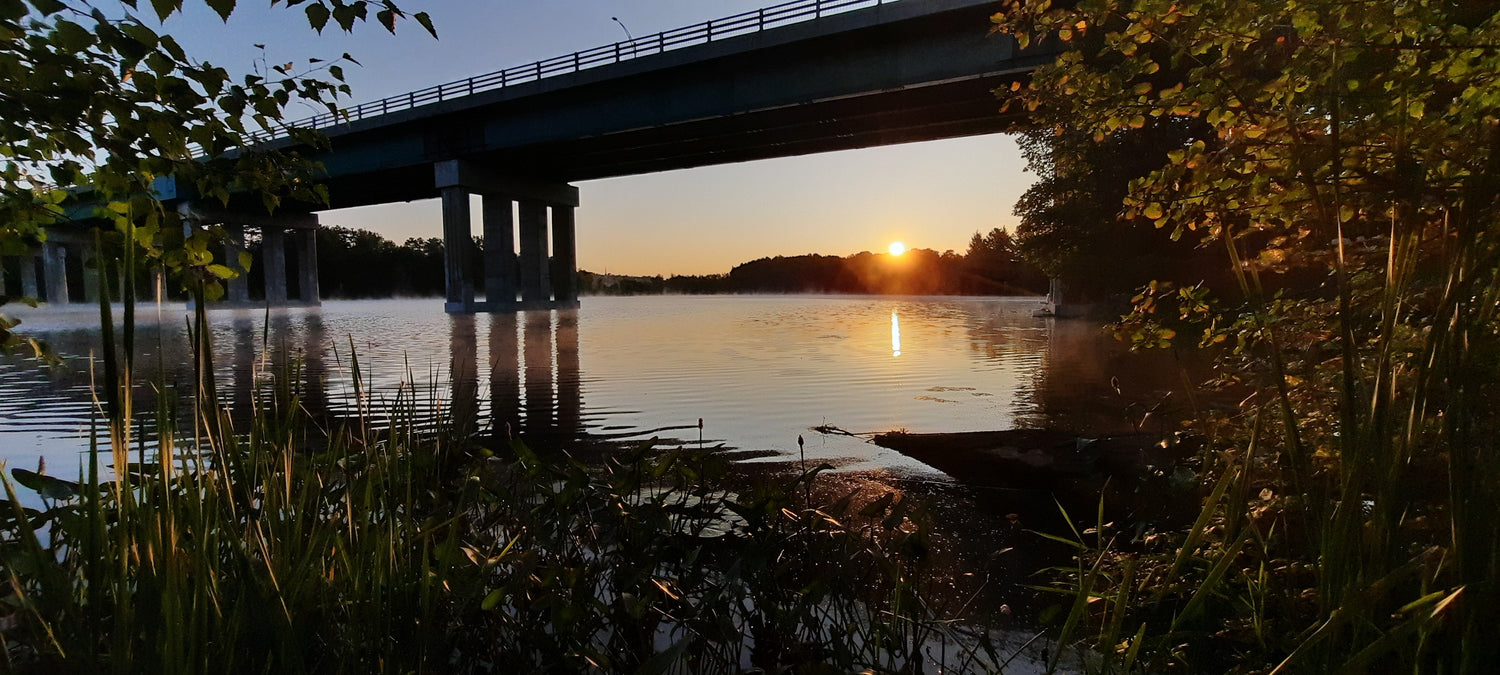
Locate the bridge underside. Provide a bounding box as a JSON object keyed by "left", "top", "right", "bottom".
{"left": 309, "top": 75, "right": 1027, "bottom": 211}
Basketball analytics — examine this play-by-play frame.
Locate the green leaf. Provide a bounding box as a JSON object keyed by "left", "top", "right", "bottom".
{"left": 29, "top": 0, "right": 66, "bottom": 16}
{"left": 11, "top": 469, "right": 78, "bottom": 501}
{"left": 207, "top": 264, "right": 236, "bottom": 279}
{"left": 149, "top": 0, "right": 180, "bottom": 22}
{"left": 238, "top": 251, "right": 253, "bottom": 271}
{"left": 305, "top": 2, "right": 330, "bottom": 32}
{"left": 52, "top": 20, "right": 95, "bottom": 52}
{"left": 205, "top": 0, "right": 235, "bottom": 21}
{"left": 121, "top": 22, "right": 158, "bottom": 51}
{"left": 414, "top": 11, "right": 436, "bottom": 38}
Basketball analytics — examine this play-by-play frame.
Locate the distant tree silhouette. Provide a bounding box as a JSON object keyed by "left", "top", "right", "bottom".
{"left": 1012, "top": 123, "right": 1219, "bottom": 300}
{"left": 295, "top": 226, "right": 1048, "bottom": 299}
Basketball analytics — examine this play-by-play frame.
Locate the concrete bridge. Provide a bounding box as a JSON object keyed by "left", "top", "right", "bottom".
{"left": 4, "top": 0, "right": 1053, "bottom": 313}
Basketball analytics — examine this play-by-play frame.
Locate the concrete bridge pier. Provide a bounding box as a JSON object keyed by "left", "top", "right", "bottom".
{"left": 261, "top": 225, "right": 288, "bottom": 305}
{"left": 224, "top": 223, "right": 252, "bottom": 304}
{"left": 434, "top": 160, "right": 580, "bottom": 314}
{"left": 295, "top": 229, "right": 320, "bottom": 306}
{"left": 482, "top": 195, "right": 518, "bottom": 312}
{"left": 81, "top": 250, "right": 101, "bottom": 303}
{"left": 178, "top": 203, "right": 320, "bottom": 307}
{"left": 440, "top": 186, "right": 476, "bottom": 313}
{"left": 552, "top": 206, "right": 578, "bottom": 307}
{"left": 41, "top": 241, "right": 68, "bottom": 305}
{"left": 517, "top": 200, "right": 550, "bottom": 307}
{"left": 19, "top": 252, "right": 39, "bottom": 299}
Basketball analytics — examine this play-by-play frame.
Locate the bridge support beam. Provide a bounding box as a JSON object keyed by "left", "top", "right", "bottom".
{"left": 19, "top": 252, "right": 39, "bottom": 299}
{"left": 517, "top": 200, "right": 550, "bottom": 308}
{"left": 295, "top": 228, "right": 321, "bottom": 305}
{"left": 551, "top": 206, "right": 579, "bottom": 308}
{"left": 434, "top": 160, "right": 580, "bottom": 314}
{"left": 42, "top": 241, "right": 68, "bottom": 305}
{"left": 224, "top": 223, "right": 251, "bottom": 305}
{"left": 441, "top": 186, "right": 477, "bottom": 313}
{"left": 81, "top": 247, "right": 100, "bottom": 303}
{"left": 262, "top": 225, "right": 288, "bottom": 306}
{"left": 177, "top": 203, "right": 317, "bottom": 308}
{"left": 482, "top": 195, "right": 517, "bottom": 309}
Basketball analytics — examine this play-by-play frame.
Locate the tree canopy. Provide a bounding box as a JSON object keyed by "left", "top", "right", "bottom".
{"left": 994, "top": 0, "right": 1500, "bottom": 671}
{"left": 0, "top": 0, "right": 433, "bottom": 351}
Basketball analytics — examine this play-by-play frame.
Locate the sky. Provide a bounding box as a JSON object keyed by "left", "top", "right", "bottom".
{"left": 163, "top": 1, "right": 1036, "bottom": 276}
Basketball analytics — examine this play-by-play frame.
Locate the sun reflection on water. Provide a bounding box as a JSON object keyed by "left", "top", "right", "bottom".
{"left": 891, "top": 310, "right": 902, "bottom": 357}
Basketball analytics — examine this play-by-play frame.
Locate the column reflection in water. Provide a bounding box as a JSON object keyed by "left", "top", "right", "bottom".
{"left": 488, "top": 313, "right": 520, "bottom": 438}
{"left": 230, "top": 314, "right": 256, "bottom": 422}
{"left": 449, "top": 309, "right": 585, "bottom": 443}
{"left": 302, "top": 310, "right": 328, "bottom": 422}
{"left": 449, "top": 314, "right": 479, "bottom": 436}
{"left": 554, "top": 310, "right": 580, "bottom": 435}
{"left": 522, "top": 311, "right": 554, "bottom": 437}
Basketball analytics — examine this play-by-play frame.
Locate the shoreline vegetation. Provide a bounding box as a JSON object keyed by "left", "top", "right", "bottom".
{"left": 991, "top": 0, "right": 1500, "bottom": 672}
{"left": 291, "top": 225, "right": 1052, "bottom": 301}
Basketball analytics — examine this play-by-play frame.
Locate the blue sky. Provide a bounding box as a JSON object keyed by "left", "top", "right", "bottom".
{"left": 165, "top": 1, "right": 1034, "bottom": 275}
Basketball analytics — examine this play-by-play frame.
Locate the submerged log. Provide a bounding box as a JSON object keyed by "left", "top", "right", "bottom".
{"left": 871, "top": 429, "right": 1165, "bottom": 490}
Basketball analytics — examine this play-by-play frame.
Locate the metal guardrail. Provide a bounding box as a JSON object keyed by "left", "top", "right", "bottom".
{"left": 237, "top": 0, "right": 900, "bottom": 147}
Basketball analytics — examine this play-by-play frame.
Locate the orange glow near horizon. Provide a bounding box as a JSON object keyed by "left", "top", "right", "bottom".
{"left": 888, "top": 241, "right": 907, "bottom": 256}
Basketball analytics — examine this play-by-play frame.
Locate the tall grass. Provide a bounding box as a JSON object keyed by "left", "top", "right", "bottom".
{"left": 1046, "top": 157, "right": 1500, "bottom": 674}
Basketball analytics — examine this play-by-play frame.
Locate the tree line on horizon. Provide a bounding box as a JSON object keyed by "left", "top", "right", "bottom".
{"left": 293, "top": 225, "right": 1050, "bottom": 299}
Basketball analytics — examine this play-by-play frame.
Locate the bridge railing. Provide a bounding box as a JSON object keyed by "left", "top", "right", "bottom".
{"left": 235, "top": 0, "right": 899, "bottom": 147}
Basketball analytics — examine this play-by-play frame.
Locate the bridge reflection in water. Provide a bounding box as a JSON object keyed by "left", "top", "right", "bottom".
{"left": 152, "top": 308, "right": 586, "bottom": 448}
{"left": 446, "top": 311, "right": 583, "bottom": 444}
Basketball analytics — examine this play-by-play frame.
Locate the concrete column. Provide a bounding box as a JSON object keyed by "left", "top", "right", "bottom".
{"left": 82, "top": 248, "right": 100, "bottom": 303}
{"left": 224, "top": 223, "right": 250, "bottom": 304}
{"left": 518, "top": 200, "right": 550, "bottom": 306}
{"left": 482, "top": 195, "right": 517, "bottom": 309}
{"left": 550, "top": 205, "right": 578, "bottom": 307}
{"left": 262, "top": 226, "right": 287, "bottom": 305}
{"left": 42, "top": 242, "right": 68, "bottom": 305}
{"left": 20, "top": 253, "right": 39, "bottom": 299}
{"left": 441, "top": 186, "right": 475, "bottom": 313}
{"left": 295, "top": 228, "right": 321, "bottom": 305}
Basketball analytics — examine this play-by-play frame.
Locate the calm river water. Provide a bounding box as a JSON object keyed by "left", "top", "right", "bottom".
{"left": 2, "top": 294, "right": 1205, "bottom": 648}
{"left": 1, "top": 295, "right": 1190, "bottom": 476}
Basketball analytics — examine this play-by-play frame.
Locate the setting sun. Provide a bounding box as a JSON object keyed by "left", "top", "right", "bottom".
{"left": 888, "top": 241, "right": 907, "bottom": 256}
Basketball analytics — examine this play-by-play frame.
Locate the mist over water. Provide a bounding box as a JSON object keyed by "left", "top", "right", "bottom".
{"left": 0, "top": 295, "right": 1190, "bottom": 478}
